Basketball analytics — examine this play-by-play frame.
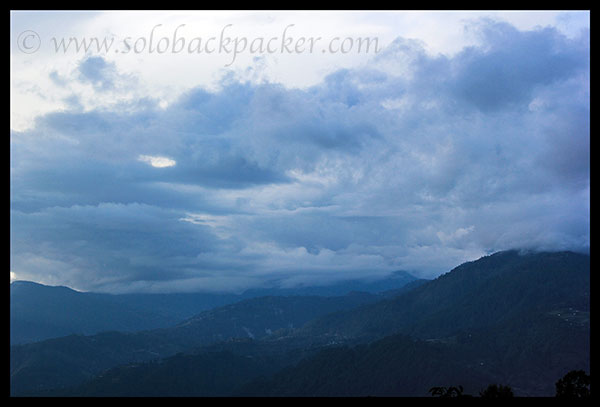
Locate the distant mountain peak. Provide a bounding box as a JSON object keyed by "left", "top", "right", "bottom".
{"left": 11, "top": 280, "right": 42, "bottom": 287}
{"left": 10, "top": 280, "right": 80, "bottom": 293}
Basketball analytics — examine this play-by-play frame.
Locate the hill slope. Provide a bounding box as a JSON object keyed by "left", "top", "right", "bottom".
{"left": 297, "top": 250, "right": 590, "bottom": 342}
{"left": 59, "top": 308, "right": 589, "bottom": 397}
{"left": 9, "top": 281, "right": 240, "bottom": 345}
{"left": 239, "top": 310, "right": 589, "bottom": 397}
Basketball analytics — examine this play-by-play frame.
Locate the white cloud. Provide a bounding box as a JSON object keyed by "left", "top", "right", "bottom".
{"left": 138, "top": 154, "right": 176, "bottom": 168}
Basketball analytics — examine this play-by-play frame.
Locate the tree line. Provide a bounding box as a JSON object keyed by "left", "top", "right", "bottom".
{"left": 429, "top": 370, "right": 590, "bottom": 398}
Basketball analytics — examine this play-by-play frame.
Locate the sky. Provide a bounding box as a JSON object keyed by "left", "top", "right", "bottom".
{"left": 10, "top": 10, "right": 590, "bottom": 293}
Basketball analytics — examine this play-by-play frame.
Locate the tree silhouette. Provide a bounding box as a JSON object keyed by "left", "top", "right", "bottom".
{"left": 429, "top": 385, "right": 471, "bottom": 398}
{"left": 479, "top": 384, "right": 514, "bottom": 398}
{"left": 556, "top": 370, "right": 590, "bottom": 398}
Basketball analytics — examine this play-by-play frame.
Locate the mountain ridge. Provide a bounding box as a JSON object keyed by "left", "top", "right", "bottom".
{"left": 294, "top": 249, "right": 590, "bottom": 342}
{"left": 10, "top": 250, "right": 590, "bottom": 396}
{"left": 10, "top": 270, "right": 421, "bottom": 345}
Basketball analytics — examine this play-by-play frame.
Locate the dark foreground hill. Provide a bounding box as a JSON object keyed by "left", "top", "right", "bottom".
{"left": 54, "top": 309, "right": 588, "bottom": 397}
{"left": 47, "top": 339, "right": 313, "bottom": 397}
{"left": 239, "top": 310, "right": 589, "bottom": 396}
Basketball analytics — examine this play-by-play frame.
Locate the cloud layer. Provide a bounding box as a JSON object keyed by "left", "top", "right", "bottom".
{"left": 10, "top": 19, "right": 590, "bottom": 293}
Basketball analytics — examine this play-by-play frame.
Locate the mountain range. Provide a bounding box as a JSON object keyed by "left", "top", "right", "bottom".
{"left": 10, "top": 269, "right": 420, "bottom": 345}
{"left": 10, "top": 250, "right": 590, "bottom": 397}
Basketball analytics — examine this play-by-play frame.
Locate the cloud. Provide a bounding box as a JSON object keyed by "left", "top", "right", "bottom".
{"left": 449, "top": 20, "right": 589, "bottom": 112}
{"left": 77, "top": 56, "right": 124, "bottom": 91}
{"left": 10, "top": 19, "right": 589, "bottom": 292}
{"left": 138, "top": 155, "right": 176, "bottom": 168}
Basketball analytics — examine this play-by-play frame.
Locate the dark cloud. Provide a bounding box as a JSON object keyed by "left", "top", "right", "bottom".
{"left": 10, "top": 20, "right": 589, "bottom": 292}
{"left": 450, "top": 21, "right": 589, "bottom": 112}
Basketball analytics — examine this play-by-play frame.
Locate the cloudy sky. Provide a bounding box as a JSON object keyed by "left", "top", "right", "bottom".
{"left": 10, "top": 10, "right": 590, "bottom": 293}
